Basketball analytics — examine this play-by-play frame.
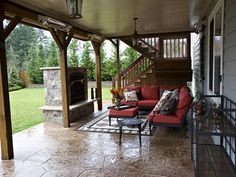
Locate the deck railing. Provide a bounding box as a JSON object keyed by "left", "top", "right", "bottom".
{"left": 112, "top": 55, "right": 153, "bottom": 88}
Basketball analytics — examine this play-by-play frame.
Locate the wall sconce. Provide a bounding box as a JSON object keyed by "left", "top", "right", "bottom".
{"left": 66, "top": 0, "right": 83, "bottom": 19}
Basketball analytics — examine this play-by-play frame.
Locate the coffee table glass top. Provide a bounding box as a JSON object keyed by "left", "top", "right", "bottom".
{"left": 117, "top": 118, "right": 143, "bottom": 126}
{"left": 107, "top": 104, "right": 136, "bottom": 110}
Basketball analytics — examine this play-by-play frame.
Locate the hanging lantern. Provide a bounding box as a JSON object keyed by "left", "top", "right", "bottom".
{"left": 66, "top": 0, "right": 83, "bottom": 19}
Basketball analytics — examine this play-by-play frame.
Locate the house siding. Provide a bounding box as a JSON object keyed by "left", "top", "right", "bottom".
{"left": 193, "top": 0, "right": 236, "bottom": 168}
{"left": 223, "top": 0, "right": 236, "bottom": 102}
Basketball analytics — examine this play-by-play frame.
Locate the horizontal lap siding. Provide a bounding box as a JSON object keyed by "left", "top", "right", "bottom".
{"left": 224, "top": 0, "right": 236, "bottom": 102}
{"left": 223, "top": 0, "right": 236, "bottom": 167}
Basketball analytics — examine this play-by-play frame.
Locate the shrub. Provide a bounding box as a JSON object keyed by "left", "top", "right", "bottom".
{"left": 8, "top": 65, "right": 24, "bottom": 89}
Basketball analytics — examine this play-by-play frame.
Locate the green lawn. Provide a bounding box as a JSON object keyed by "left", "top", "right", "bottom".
{"left": 10, "top": 87, "right": 112, "bottom": 133}
{"left": 10, "top": 88, "right": 45, "bottom": 134}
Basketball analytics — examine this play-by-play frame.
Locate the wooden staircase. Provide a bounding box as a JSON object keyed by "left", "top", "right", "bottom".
{"left": 112, "top": 32, "right": 193, "bottom": 88}
{"left": 112, "top": 55, "right": 155, "bottom": 87}
{"left": 121, "top": 37, "right": 160, "bottom": 61}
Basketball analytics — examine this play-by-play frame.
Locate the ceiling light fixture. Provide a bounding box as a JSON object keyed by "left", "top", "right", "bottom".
{"left": 66, "top": 0, "right": 83, "bottom": 19}
{"left": 132, "top": 17, "right": 139, "bottom": 46}
{"left": 41, "top": 17, "right": 72, "bottom": 32}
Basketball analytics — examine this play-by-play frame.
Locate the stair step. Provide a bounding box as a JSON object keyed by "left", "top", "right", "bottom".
{"left": 139, "top": 75, "right": 147, "bottom": 79}
{"left": 134, "top": 79, "right": 141, "bottom": 83}
{"left": 146, "top": 71, "right": 153, "bottom": 74}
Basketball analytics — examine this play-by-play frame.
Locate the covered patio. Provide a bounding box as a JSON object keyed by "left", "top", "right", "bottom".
{"left": 1, "top": 0, "right": 236, "bottom": 176}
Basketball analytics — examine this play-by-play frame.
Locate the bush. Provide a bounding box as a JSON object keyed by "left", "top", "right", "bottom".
{"left": 9, "top": 86, "right": 22, "bottom": 92}
{"left": 8, "top": 65, "right": 24, "bottom": 88}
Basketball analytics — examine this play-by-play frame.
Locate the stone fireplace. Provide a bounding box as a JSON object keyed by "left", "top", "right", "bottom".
{"left": 40, "top": 67, "right": 95, "bottom": 125}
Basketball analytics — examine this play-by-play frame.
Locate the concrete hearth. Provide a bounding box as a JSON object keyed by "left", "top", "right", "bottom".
{"left": 40, "top": 67, "right": 96, "bottom": 125}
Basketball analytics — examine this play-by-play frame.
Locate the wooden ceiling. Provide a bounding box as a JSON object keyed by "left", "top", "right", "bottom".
{"left": 6, "top": 0, "right": 214, "bottom": 38}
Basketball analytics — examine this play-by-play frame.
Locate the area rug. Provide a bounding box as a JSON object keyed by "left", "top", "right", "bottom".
{"left": 78, "top": 112, "right": 151, "bottom": 136}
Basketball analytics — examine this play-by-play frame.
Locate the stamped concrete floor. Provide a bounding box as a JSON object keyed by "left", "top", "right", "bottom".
{"left": 0, "top": 112, "right": 194, "bottom": 177}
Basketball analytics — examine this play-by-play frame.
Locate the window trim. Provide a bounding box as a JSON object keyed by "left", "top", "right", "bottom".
{"left": 207, "top": 0, "right": 224, "bottom": 95}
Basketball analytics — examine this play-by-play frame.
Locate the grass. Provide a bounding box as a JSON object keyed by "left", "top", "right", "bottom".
{"left": 9, "top": 87, "right": 112, "bottom": 134}
{"left": 9, "top": 88, "right": 44, "bottom": 134}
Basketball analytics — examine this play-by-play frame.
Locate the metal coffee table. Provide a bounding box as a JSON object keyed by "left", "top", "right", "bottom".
{"left": 117, "top": 118, "right": 143, "bottom": 146}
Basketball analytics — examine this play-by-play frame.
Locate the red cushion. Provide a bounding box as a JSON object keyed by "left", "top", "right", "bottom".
{"left": 159, "top": 85, "right": 180, "bottom": 91}
{"left": 120, "top": 99, "right": 138, "bottom": 106}
{"left": 138, "top": 100, "right": 158, "bottom": 108}
{"left": 109, "top": 107, "right": 139, "bottom": 117}
{"left": 148, "top": 111, "right": 180, "bottom": 124}
{"left": 125, "top": 86, "right": 141, "bottom": 92}
{"left": 141, "top": 85, "right": 159, "bottom": 100}
{"left": 176, "top": 89, "right": 193, "bottom": 118}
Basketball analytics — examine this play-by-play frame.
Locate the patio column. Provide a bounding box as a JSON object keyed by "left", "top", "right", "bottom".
{"left": 110, "top": 39, "right": 121, "bottom": 88}
{"left": 91, "top": 41, "right": 102, "bottom": 110}
{"left": 49, "top": 28, "right": 72, "bottom": 127}
{"left": 0, "top": 0, "right": 22, "bottom": 160}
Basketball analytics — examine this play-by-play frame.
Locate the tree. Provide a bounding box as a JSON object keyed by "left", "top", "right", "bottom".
{"left": 47, "top": 41, "right": 59, "bottom": 67}
{"left": 121, "top": 47, "right": 140, "bottom": 70}
{"left": 68, "top": 39, "right": 79, "bottom": 67}
{"left": 102, "top": 46, "right": 117, "bottom": 80}
{"left": 6, "top": 24, "right": 39, "bottom": 71}
{"left": 80, "top": 42, "right": 95, "bottom": 80}
{"left": 38, "top": 43, "right": 46, "bottom": 67}
{"left": 27, "top": 44, "right": 45, "bottom": 84}
{"left": 8, "top": 65, "right": 24, "bottom": 89}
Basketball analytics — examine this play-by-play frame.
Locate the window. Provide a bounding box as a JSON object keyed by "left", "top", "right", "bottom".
{"left": 208, "top": 0, "right": 224, "bottom": 95}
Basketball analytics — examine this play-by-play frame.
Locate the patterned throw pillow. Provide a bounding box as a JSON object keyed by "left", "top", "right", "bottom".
{"left": 154, "top": 90, "right": 172, "bottom": 112}
{"left": 124, "top": 91, "right": 139, "bottom": 101}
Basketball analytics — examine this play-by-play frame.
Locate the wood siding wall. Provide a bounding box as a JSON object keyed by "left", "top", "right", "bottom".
{"left": 223, "top": 0, "right": 236, "bottom": 102}
{"left": 201, "top": 0, "right": 236, "bottom": 167}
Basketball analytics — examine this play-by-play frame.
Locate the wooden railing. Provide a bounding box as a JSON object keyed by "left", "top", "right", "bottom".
{"left": 163, "top": 37, "right": 189, "bottom": 59}
{"left": 112, "top": 55, "right": 153, "bottom": 88}
{"left": 140, "top": 37, "right": 159, "bottom": 52}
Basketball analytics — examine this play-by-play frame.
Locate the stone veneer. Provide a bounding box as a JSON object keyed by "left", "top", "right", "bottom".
{"left": 43, "top": 67, "right": 62, "bottom": 106}
{"left": 40, "top": 67, "right": 95, "bottom": 125}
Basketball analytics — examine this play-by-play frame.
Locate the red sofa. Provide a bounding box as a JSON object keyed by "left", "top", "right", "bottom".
{"left": 121, "top": 85, "right": 180, "bottom": 110}
{"left": 147, "top": 86, "right": 193, "bottom": 132}
{"left": 121, "top": 85, "right": 159, "bottom": 109}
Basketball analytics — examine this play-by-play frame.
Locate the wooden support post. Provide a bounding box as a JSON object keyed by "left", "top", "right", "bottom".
{"left": 159, "top": 36, "right": 163, "bottom": 59}
{"left": 187, "top": 33, "right": 191, "bottom": 59}
{"left": 109, "top": 39, "right": 121, "bottom": 88}
{"left": 116, "top": 39, "right": 121, "bottom": 88}
{"left": 49, "top": 28, "right": 72, "bottom": 127}
{"left": 0, "top": 0, "right": 21, "bottom": 160}
{"left": 91, "top": 41, "right": 102, "bottom": 110}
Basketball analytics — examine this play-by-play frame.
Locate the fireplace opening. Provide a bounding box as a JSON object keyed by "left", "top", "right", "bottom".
{"left": 69, "top": 68, "right": 87, "bottom": 105}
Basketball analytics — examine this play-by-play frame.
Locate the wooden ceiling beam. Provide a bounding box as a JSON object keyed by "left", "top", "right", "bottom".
{"left": 107, "top": 31, "right": 193, "bottom": 40}
{"left": 4, "top": 2, "right": 90, "bottom": 40}
{"left": 3, "top": 16, "right": 22, "bottom": 39}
